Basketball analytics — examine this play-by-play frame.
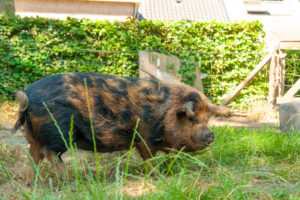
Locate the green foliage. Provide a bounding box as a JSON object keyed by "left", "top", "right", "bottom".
{"left": 1, "top": 127, "right": 299, "bottom": 199}
{"left": 0, "top": 15, "right": 266, "bottom": 104}
{"left": 286, "top": 50, "right": 300, "bottom": 96}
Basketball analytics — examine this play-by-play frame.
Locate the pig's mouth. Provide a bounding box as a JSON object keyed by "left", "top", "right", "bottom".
{"left": 191, "top": 135, "right": 214, "bottom": 147}
{"left": 180, "top": 140, "right": 213, "bottom": 152}
{"left": 198, "top": 140, "right": 213, "bottom": 147}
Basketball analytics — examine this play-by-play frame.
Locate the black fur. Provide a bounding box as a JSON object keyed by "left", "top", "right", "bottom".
{"left": 158, "top": 86, "right": 170, "bottom": 103}
{"left": 120, "top": 107, "right": 133, "bottom": 123}
{"left": 142, "top": 105, "right": 154, "bottom": 122}
{"left": 148, "top": 116, "right": 165, "bottom": 146}
{"left": 13, "top": 72, "right": 214, "bottom": 159}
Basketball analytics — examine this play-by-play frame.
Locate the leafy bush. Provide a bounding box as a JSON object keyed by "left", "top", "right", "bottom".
{"left": 0, "top": 15, "right": 266, "bottom": 105}
{"left": 286, "top": 50, "right": 300, "bottom": 96}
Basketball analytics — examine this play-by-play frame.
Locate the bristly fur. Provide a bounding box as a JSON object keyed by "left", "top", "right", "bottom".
{"left": 14, "top": 72, "right": 224, "bottom": 159}
{"left": 14, "top": 72, "right": 229, "bottom": 185}
{"left": 12, "top": 91, "right": 28, "bottom": 133}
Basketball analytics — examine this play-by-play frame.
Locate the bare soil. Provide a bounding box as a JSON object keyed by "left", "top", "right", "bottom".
{"left": 211, "top": 115, "right": 278, "bottom": 129}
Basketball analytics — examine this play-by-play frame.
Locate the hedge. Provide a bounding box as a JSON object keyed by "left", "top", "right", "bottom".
{"left": 0, "top": 15, "right": 267, "bottom": 106}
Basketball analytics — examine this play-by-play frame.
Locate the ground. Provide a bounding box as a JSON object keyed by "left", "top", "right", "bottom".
{"left": 0, "top": 101, "right": 299, "bottom": 199}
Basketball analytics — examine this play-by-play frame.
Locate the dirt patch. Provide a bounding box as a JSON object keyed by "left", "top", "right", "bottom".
{"left": 0, "top": 129, "right": 26, "bottom": 145}
{"left": 210, "top": 115, "right": 278, "bottom": 129}
{"left": 123, "top": 180, "right": 157, "bottom": 198}
{"left": 0, "top": 102, "right": 18, "bottom": 124}
{"left": 246, "top": 100, "right": 279, "bottom": 122}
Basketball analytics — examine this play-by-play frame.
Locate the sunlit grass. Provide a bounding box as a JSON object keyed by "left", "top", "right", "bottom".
{"left": 1, "top": 126, "right": 299, "bottom": 199}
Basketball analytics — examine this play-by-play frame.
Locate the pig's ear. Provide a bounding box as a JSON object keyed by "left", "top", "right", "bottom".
{"left": 207, "top": 103, "right": 230, "bottom": 116}
{"left": 177, "top": 101, "right": 195, "bottom": 118}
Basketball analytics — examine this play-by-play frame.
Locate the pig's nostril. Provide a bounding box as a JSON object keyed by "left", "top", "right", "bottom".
{"left": 204, "top": 131, "right": 215, "bottom": 143}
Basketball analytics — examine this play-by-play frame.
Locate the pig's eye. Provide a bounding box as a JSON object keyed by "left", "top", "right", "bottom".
{"left": 189, "top": 118, "right": 198, "bottom": 124}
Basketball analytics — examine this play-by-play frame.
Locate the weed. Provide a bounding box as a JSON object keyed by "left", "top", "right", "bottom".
{"left": 0, "top": 85, "right": 298, "bottom": 199}
{"left": 0, "top": 126, "right": 299, "bottom": 199}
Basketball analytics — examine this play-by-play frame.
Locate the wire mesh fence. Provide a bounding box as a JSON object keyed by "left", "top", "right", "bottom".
{"left": 285, "top": 54, "right": 300, "bottom": 97}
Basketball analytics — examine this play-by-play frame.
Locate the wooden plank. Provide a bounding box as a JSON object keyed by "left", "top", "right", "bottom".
{"left": 222, "top": 53, "right": 272, "bottom": 106}
{"left": 159, "top": 53, "right": 167, "bottom": 73}
{"left": 277, "top": 79, "right": 300, "bottom": 104}
{"left": 282, "top": 79, "right": 300, "bottom": 99}
{"left": 139, "top": 51, "right": 182, "bottom": 82}
{"left": 277, "top": 97, "right": 300, "bottom": 104}
{"left": 279, "top": 41, "right": 300, "bottom": 50}
{"left": 139, "top": 50, "right": 203, "bottom": 90}
{"left": 139, "top": 51, "right": 157, "bottom": 78}
{"left": 193, "top": 66, "right": 204, "bottom": 93}
{"left": 269, "top": 54, "right": 277, "bottom": 105}
{"left": 166, "top": 54, "right": 181, "bottom": 80}
{"left": 278, "top": 50, "right": 287, "bottom": 96}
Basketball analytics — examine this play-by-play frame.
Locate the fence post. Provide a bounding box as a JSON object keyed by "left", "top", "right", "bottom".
{"left": 278, "top": 49, "right": 287, "bottom": 97}
{"left": 269, "top": 53, "right": 277, "bottom": 106}
{"left": 193, "top": 66, "right": 204, "bottom": 93}
{"left": 139, "top": 50, "right": 157, "bottom": 79}
{"left": 139, "top": 50, "right": 182, "bottom": 82}
{"left": 139, "top": 51, "right": 204, "bottom": 92}
{"left": 222, "top": 53, "right": 272, "bottom": 106}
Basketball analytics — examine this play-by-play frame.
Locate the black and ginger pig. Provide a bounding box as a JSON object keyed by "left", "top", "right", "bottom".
{"left": 13, "top": 72, "right": 228, "bottom": 184}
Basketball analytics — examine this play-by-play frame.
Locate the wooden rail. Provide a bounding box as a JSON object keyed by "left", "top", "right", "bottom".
{"left": 222, "top": 53, "right": 272, "bottom": 106}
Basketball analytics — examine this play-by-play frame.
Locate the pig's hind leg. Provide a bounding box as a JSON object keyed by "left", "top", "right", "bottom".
{"left": 37, "top": 121, "right": 70, "bottom": 181}
{"left": 26, "top": 141, "right": 45, "bottom": 186}
{"left": 23, "top": 122, "right": 45, "bottom": 186}
{"left": 44, "top": 150, "right": 66, "bottom": 181}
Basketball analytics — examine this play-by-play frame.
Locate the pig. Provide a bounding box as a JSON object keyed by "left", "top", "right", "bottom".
{"left": 12, "top": 72, "right": 228, "bottom": 184}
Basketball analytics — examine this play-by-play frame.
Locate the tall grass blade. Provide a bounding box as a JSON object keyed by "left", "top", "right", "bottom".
{"left": 124, "top": 118, "right": 140, "bottom": 182}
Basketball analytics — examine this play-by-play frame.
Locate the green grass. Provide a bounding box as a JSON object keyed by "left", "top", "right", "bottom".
{"left": 1, "top": 126, "right": 299, "bottom": 200}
